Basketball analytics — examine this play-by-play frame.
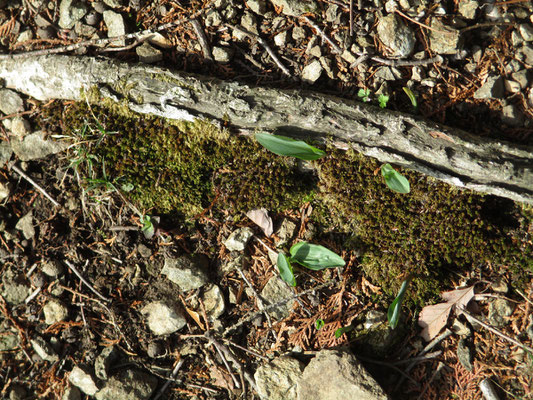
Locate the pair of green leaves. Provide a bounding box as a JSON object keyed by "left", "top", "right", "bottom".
{"left": 277, "top": 242, "right": 345, "bottom": 287}
{"left": 387, "top": 278, "right": 411, "bottom": 329}
{"left": 255, "top": 132, "right": 325, "bottom": 161}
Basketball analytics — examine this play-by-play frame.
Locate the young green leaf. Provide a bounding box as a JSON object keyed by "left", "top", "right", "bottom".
{"left": 381, "top": 164, "right": 411, "bottom": 194}
{"left": 315, "top": 319, "right": 325, "bottom": 330}
{"left": 334, "top": 325, "right": 353, "bottom": 338}
{"left": 277, "top": 252, "right": 296, "bottom": 287}
{"left": 402, "top": 87, "right": 418, "bottom": 108}
{"left": 358, "top": 88, "right": 370, "bottom": 102}
{"left": 388, "top": 278, "right": 411, "bottom": 329}
{"left": 255, "top": 132, "right": 325, "bottom": 161}
{"left": 289, "top": 242, "right": 345, "bottom": 271}
{"left": 141, "top": 215, "right": 155, "bottom": 239}
{"left": 378, "top": 94, "right": 389, "bottom": 109}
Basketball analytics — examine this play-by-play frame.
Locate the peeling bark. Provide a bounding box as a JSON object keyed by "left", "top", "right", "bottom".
{"left": 1, "top": 55, "right": 531, "bottom": 203}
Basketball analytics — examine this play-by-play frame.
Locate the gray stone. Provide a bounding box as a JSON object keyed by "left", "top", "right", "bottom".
{"left": 374, "top": 66, "right": 397, "bottom": 81}
{"left": 457, "top": 338, "right": 473, "bottom": 371}
{"left": 429, "top": 19, "right": 461, "bottom": 55}
{"left": 11, "top": 131, "right": 68, "bottom": 161}
{"left": 247, "top": 0, "right": 267, "bottom": 15}
{"left": 103, "top": 10, "right": 126, "bottom": 46}
{"left": 136, "top": 42, "right": 163, "bottom": 63}
{"left": 275, "top": 219, "right": 296, "bottom": 247}
{"left": 59, "top": 0, "right": 88, "bottom": 29}
{"left": 488, "top": 298, "right": 514, "bottom": 327}
{"left": 297, "top": 350, "right": 389, "bottom": 400}
{"left": 141, "top": 301, "right": 186, "bottom": 335}
{"left": 95, "top": 346, "right": 119, "bottom": 380}
{"left": 41, "top": 260, "right": 64, "bottom": 277}
{"left": 301, "top": 59, "right": 323, "bottom": 84}
{"left": 16, "top": 29, "right": 33, "bottom": 44}
{"left": 161, "top": 255, "right": 209, "bottom": 291}
{"left": 326, "top": 4, "right": 340, "bottom": 24}
{"left": 269, "top": 0, "right": 318, "bottom": 16}
{"left": 212, "top": 46, "right": 234, "bottom": 63}
{"left": 458, "top": 0, "right": 478, "bottom": 19}
{"left": 205, "top": 10, "right": 223, "bottom": 27}
{"left": 376, "top": 14, "right": 415, "bottom": 58}
{"left": 7, "top": 116, "right": 31, "bottom": 137}
{"left": 0, "top": 89, "right": 24, "bottom": 115}
{"left": 292, "top": 26, "right": 306, "bottom": 42}
{"left": 363, "top": 310, "right": 387, "bottom": 330}
{"left": 0, "top": 181, "right": 10, "bottom": 201}
{"left": 137, "top": 244, "right": 152, "bottom": 258}
{"left": 501, "top": 104, "right": 525, "bottom": 127}
{"left": 0, "top": 142, "right": 12, "bottom": 166}
{"left": 74, "top": 22, "right": 97, "bottom": 38}
{"left": 9, "top": 384, "right": 27, "bottom": 400}
{"left": 274, "top": 31, "right": 288, "bottom": 47}
{"left": 473, "top": 76, "right": 505, "bottom": 99}
{"left": 31, "top": 335, "right": 58, "bottom": 362}
{"left": 1, "top": 268, "right": 31, "bottom": 305}
{"left": 103, "top": 0, "right": 126, "bottom": 8}
{"left": 15, "top": 211, "right": 35, "bottom": 240}
{"left": 518, "top": 44, "right": 533, "bottom": 65}
{"left": 69, "top": 365, "right": 99, "bottom": 396}
{"left": 85, "top": 10, "right": 101, "bottom": 26}
{"left": 254, "top": 356, "right": 304, "bottom": 400}
{"left": 0, "top": 332, "right": 19, "bottom": 351}
{"left": 62, "top": 386, "right": 82, "bottom": 400}
{"left": 95, "top": 369, "right": 157, "bottom": 400}
{"left": 37, "top": 26, "right": 55, "bottom": 40}
{"left": 511, "top": 69, "right": 530, "bottom": 89}
{"left": 504, "top": 79, "right": 521, "bottom": 93}
{"left": 43, "top": 299, "right": 69, "bottom": 325}
{"left": 519, "top": 23, "right": 533, "bottom": 42}
{"left": 241, "top": 11, "right": 258, "bottom": 34}
{"left": 512, "top": 30, "right": 524, "bottom": 48}
{"left": 202, "top": 284, "right": 226, "bottom": 319}
{"left": 260, "top": 276, "right": 295, "bottom": 320}
{"left": 224, "top": 227, "right": 254, "bottom": 251}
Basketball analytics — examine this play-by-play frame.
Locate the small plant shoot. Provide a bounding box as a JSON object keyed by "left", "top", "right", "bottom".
{"left": 388, "top": 278, "right": 411, "bottom": 329}
{"left": 315, "top": 319, "right": 325, "bottom": 330}
{"left": 358, "top": 88, "right": 371, "bottom": 102}
{"left": 403, "top": 87, "right": 418, "bottom": 109}
{"left": 255, "top": 132, "right": 325, "bottom": 161}
{"left": 378, "top": 94, "right": 389, "bottom": 109}
{"left": 141, "top": 215, "right": 155, "bottom": 239}
{"left": 335, "top": 325, "right": 353, "bottom": 338}
{"left": 277, "top": 252, "right": 296, "bottom": 287}
{"left": 381, "top": 164, "right": 411, "bottom": 194}
{"left": 289, "top": 242, "right": 345, "bottom": 270}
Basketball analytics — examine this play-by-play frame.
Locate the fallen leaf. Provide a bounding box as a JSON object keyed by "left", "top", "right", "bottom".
{"left": 246, "top": 208, "right": 273, "bottom": 236}
{"left": 418, "top": 286, "right": 475, "bottom": 341}
{"left": 209, "top": 365, "right": 235, "bottom": 390}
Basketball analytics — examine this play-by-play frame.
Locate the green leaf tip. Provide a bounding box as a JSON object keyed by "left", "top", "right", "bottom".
{"left": 381, "top": 164, "right": 411, "bottom": 194}
{"left": 255, "top": 132, "right": 325, "bottom": 161}
{"left": 277, "top": 252, "right": 296, "bottom": 287}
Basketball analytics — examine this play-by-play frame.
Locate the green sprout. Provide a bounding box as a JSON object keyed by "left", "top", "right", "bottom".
{"left": 255, "top": 132, "right": 325, "bottom": 160}
{"left": 381, "top": 164, "right": 410, "bottom": 194}
{"left": 276, "top": 241, "right": 345, "bottom": 286}
{"left": 378, "top": 94, "right": 389, "bottom": 109}
{"left": 402, "top": 87, "right": 418, "bottom": 109}
{"left": 388, "top": 277, "right": 412, "bottom": 329}
{"left": 358, "top": 88, "right": 371, "bottom": 102}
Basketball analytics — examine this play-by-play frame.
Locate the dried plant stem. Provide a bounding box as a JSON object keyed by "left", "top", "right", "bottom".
{"left": 190, "top": 19, "right": 213, "bottom": 61}
{"left": 302, "top": 16, "right": 342, "bottom": 54}
{"left": 153, "top": 359, "right": 185, "bottom": 400}
{"left": 64, "top": 260, "right": 110, "bottom": 302}
{"left": 459, "top": 307, "right": 533, "bottom": 353}
{"left": 11, "top": 164, "right": 60, "bottom": 207}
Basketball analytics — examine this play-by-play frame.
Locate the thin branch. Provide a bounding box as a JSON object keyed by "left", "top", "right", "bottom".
{"left": 63, "top": 260, "right": 111, "bottom": 302}
{"left": 458, "top": 307, "right": 533, "bottom": 353}
{"left": 153, "top": 359, "right": 185, "bottom": 400}
{"left": 190, "top": 19, "right": 213, "bottom": 62}
{"left": 212, "top": 338, "right": 241, "bottom": 389}
{"left": 11, "top": 164, "right": 60, "bottom": 207}
{"left": 225, "top": 23, "right": 291, "bottom": 77}
{"left": 301, "top": 16, "right": 342, "bottom": 54}
{"left": 369, "top": 54, "right": 443, "bottom": 67}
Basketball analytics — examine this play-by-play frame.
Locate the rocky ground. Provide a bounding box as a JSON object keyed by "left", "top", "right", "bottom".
{"left": 0, "top": 0, "right": 532, "bottom": 399}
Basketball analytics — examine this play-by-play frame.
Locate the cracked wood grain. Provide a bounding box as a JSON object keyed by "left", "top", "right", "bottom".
{"left": 0, "top": 55, "right": 531, "bottom": 203}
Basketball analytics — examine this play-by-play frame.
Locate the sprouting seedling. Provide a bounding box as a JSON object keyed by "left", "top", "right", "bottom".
{"left": 388, "top": 277, "right": 412, "bottom": 329}
{"left": 378, "top": 94, "right": 389, "bottom": 109}
{"left": 358, "top": 88, "right": 371, "bottom": 102}
{"left": 315, "top": 319, "right": 325, "bottom": 330}
{"left": 335, "top": 324, "right": 354, "bottom": 338}
{"left": 276, "top": 241, "right": 345, "bottom": 287}
{"left": 255, "top": 132, "right": 325, "bottom": 160}
{"left": 381, "top": 164, "right": 410, "bottom": 194}
{"left": 141, "top": 215, "right": 155, "bottom": 239}
{"left": 403, "top": 87, "right": 418, "bottom": 109}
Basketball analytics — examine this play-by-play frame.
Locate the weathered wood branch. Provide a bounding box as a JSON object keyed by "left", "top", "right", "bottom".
{"left": 1, "top": 55, "right": 531, "bottom": 203}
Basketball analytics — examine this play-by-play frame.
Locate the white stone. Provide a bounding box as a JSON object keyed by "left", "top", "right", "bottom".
{"left": 68, "top": 366, "right": 99, "bottom": 396}
{"left": 301, "top": 59, "right": 323, "bottom": 84}
{"left": 31, "top": 336, "right": 58, "bottom": 362}
{"left": 43, "top": 299, "right": 69, "bottom": 325}
{"left": 224, "top": 227, "right": 254, "bottom": 251}
{"left": 202, "top": 284, "right": 226, "bottom": 319}
{"left": 103, "top": 10, "right": 126, "bottom": 46}
{"left": 254, "top": 357, "right": 304, "bottom": 400}
{"left": 141, "top": 301, "right": 186, "bottom": 335}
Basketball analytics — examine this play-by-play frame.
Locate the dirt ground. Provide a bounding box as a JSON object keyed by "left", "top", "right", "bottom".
{"left": 0, "top": 0, "right": 532, "bottom": 399}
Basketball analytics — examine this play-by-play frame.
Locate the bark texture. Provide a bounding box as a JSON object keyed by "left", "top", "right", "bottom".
{"left": 1, "top": 55, "right": 531, "bottom": 203}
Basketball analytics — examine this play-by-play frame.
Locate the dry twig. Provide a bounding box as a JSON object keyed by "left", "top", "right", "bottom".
{"left": 11, "top": 164, "right": 60, "bottom": 207}
{"left": 190, "top": 19, "right": 213, "bottom": 62}
{"left": 63, "top": 260, "right": 110, "bottom": 302}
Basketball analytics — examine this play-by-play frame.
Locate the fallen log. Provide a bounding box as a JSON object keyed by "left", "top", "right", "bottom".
{"left": 0, "top": 55, "right": 531, "bottom": 203}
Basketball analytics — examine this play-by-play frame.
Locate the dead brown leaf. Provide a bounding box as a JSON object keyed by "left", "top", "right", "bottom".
{"left": 246, "top": 208, "right": 273, "bottom": 236}
{"left": 418, "top": 286, "right": 475, "bottom": 341}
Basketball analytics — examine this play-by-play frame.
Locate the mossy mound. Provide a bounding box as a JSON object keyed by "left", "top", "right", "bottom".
{"left": 39, "top": 102, "right": 313, "bottom": 218}
{"left": 317, "top": 149, "right": 531, "bottom": 298}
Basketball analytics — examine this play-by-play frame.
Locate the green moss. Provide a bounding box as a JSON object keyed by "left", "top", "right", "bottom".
{"left": 315, "top": 148, "right": 531, "bottom": 300}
